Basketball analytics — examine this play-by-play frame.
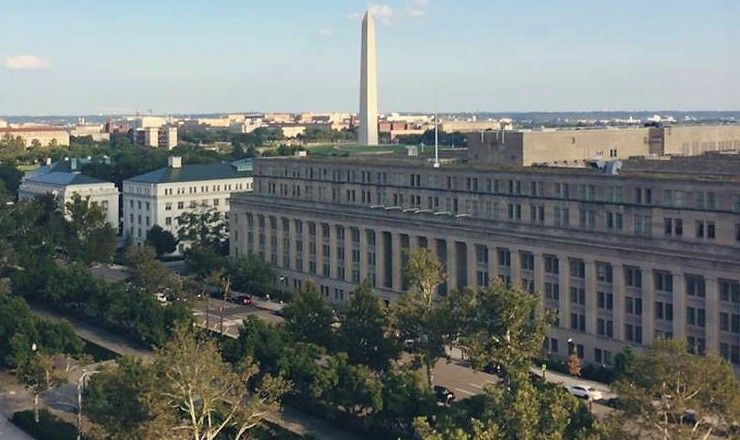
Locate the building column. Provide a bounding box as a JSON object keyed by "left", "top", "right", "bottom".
{"left": 673, "top": 272, "right": 687, "bottom": 342}
{"left": 276, "top": 219, "right": 285, "bottom": 270}
{"left": 584, "top": 260, "right": 597, "bottom": 336}
{"left": 392, "top": 232, "right": 403, "bottom": 292}
{"left": 510, "top": 249, "right": 521, "bottom": 290}
{"left": 705, "top": 277, "right": 719, "bottom": 355}
{"left": 558, "top": 255, "right": 571, "bottom": 330}
{"left": 612, "top": 264, "right": 625, "bottom": 341}
{"left": 301, "top": 220, "right": 310, "bottom": 275}
{"left": 263, "top": 217, "right": 272, "bottom": 261}
{"left": 533, "top": 251, "right": 545, "bottom": 297}
{"left": 288, "top": 219, "right": 297, "bottom": 272}
{"left": 641, "top": 267, "right": 656, "bottom": 346}
{"left": 315, "top": 222, "right": 325, "bottom": 279}
{"left": 446, "top": 239, "right": 457, "bottom": 293}
{"left": 329, "top": 224, "right": 337, "bottom": 280}
{"left": 467, "top": 242, "right": 477, "bottom": 289}
{"left": 359, "top": 228, "right": 369, "bottom": 282}
{"left": 488, "top": 245, "right": 499, "bottom": 282}
{"left": 345, "top": 228, "right": 354, "bottom": 284}
{"left": 375, "top": 229, "right": 386, "bottom": 290}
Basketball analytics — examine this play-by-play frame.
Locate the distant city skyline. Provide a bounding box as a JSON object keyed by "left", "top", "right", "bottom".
{"left": 0, "top": 0, "right": 738, "bottom": 116}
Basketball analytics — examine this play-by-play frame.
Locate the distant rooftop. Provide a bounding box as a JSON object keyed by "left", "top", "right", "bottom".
{"left": 261, "top": 149, "right": 740, "bottom": 183}
{"left": 127, "top": 161, "right": 252, "bottom": 184}
{"left": 26, "top": 171, "right": 108, "bottom": 186}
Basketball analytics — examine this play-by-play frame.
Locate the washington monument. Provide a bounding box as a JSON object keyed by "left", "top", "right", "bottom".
{"left": 358, "top": 10, "right": 378, "bottom": 146}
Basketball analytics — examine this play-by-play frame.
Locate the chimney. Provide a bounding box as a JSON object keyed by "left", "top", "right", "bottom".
{"left": 168, "top": 156, "right": 182, "bottom": 168}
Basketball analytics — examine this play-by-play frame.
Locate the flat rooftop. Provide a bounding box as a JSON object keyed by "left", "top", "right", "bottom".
{"left": 258, "top": 150, "right": 740, "bottom": 183}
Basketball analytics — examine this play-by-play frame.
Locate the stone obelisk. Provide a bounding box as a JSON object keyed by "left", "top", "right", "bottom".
{"left": 359, "top": 10, "right": 378, "bottom": 146}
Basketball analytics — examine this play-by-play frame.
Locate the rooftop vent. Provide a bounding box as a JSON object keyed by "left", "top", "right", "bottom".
{"left": 168, "top": 156, "right": 182, "bottom": 168}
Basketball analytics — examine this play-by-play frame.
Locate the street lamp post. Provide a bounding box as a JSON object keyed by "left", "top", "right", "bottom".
{"left": 77, "top": 369, "right": 99, "bottom": 440}
{"left": 31, "top": 343, "right": 38, "bottom": 423}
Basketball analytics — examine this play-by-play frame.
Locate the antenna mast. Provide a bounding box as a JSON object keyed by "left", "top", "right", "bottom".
{"left": 433, "top": 113, "right": 440, "bottom": 168}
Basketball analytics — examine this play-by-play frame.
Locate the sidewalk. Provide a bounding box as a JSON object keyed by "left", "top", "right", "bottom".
{"left": 0, "top": 373, "right": 42, "bottom": 440}
{"left": 31, "top": 307, "right": 154, "bottom": 361}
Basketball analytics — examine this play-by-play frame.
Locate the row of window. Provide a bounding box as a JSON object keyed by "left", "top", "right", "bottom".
{"left": 161, "top": 182, "right": 248, "bottom": 196}
{"left": 261, "top": 182, "right": 740, "bottom": 241}
{"left": 265, "top": 167, "right": 738, "bottom": 213}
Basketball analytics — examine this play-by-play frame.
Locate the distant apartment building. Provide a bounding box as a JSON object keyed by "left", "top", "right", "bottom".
{"left": 468, "top": 124, "right": 740, "bottom": 166}
{"left": 276, "top": 125, "right": 306, "bottom": 139}
{"left": 133, "top": 126, "right": 178, "bottom": 150}
{"left": 1, "top": 127, "right": 70, "bottom": 147}
{"left": 229, "top": 152, "right": 740, "bottom": 369}
{"left": 378, "top": 121, "right": 426, "bottom": 140}
{"left": 440, "top": 119, "right": 512, "bottom": 133}
{"left": 19, "top": 160, "right": 119, "bottom": 228}
{"left": 70, "top": 124, "right": 110, "bottom": 142}
{"left": 103, "top": 120, "right": 131, "bottom": 134}
{"left": 264, "top": 113, "right": 294, "bottom": 124}
{"left": 122, "top": 157, "right": 253, "bottom": 253}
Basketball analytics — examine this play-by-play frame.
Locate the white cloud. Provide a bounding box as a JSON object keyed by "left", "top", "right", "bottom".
{"left": 317, "top": 28, "right": 333, "bottom": 37}
{"left": 4, "top": 55, "right": 51, "bottom": 70}
{"left": 347, "top": 1, "right": 428, "bottom": 25}
{"left": 406, "top": 0, "right": 429, "bottom": 17}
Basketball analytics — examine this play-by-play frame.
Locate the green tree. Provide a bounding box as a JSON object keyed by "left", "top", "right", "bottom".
{"left": 0, "top": 134, "right": 26, "bottom": 160}
{"left": 144, "top": 224, "right": 178, "bottom": 256}
{"left": 379, "top": 365, "right": 435, "bottom": 430}
{"left": 0, "top": 161, "right": 23, "bottom": 196}
{"left": 228, "top": 253, "right": 275, "bottom": 295}
{"left": 282, "top": 282, "right": 335, "bottom": 350}
{"left": 608, "top": 339, "right": 740, "bottom": 439}
{"left": 84, "top": 357, "right": 153, "bottom": 440}
{"left": 452, "top": 278, "right": 553, "bottom": 378}
{"left": 177, "top": 207, "right": 228, "bottom": 251}
{"left": 65, "top": 193, "right": 116, "bottom": 263}
{"left": 402, "top": 248, "right": 446, "bottom": 301}
{"left": 336, "top": 281, "right": 400, "bottom": 371}
{"left": 184, "top": 244, "right": 229, "bottom": 278}
{"left": 125, "top": 245, "right": 173, "bottom": 292}
{"left": 322, "top": 353, "right": 383, "bottom": 417}
{"left": 396, "top": 248, "right": 452, "bottom": 388}
{"left": 142, "top": 326, "right": 290, "bottom": 440}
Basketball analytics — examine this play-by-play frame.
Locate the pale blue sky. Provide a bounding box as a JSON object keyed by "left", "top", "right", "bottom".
{"left": 0, "top": 0, "right": 737, "bottom": 115}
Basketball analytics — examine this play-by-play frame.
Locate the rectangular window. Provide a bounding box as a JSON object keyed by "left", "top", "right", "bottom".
{"left": 625, "top": 266, "right": 642, "bottom": 288}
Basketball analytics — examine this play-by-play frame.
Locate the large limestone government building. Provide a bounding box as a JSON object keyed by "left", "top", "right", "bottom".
{"left": 229, "top": 144, "right": 740, "bottom": 369}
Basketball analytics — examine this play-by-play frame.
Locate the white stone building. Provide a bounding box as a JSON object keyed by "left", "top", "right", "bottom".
{"left": 122, "top": 156, "right": 253, "bottom": 253}
{"left": 19, "top": 164, "right": 119, "bottom": 228}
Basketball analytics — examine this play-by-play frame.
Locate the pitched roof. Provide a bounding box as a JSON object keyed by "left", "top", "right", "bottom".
{"left": 26, "top": 171, "right": 108, "bottom": 186}
{"left": 126, "top": 162, "right": 252, "bottom": 184}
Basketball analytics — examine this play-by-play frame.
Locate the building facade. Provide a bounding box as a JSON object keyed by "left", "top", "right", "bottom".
{"left": 19, "top": 171, "right": 119, "bottom": 228}
{"left": 133, "top": 126, "right": 178, "bottom": 150}
{"left": 468, "top": 124, "right": 740, "bottom": 166}
{"left": 229, "top": 154, "right": 740, "bottom": 368}
{"left": 123, "top": 157, "right": 252, "bottom": 253}
{"left": 1, "top": 127, "right": 70, "bottom": 147}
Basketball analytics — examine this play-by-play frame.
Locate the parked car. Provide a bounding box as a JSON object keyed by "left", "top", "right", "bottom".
{"left": 433, "top": 385, "right": 455, "bottom": 404}
{"left": 565, "top": 384, "right": 603, "bottom": 401}
{"left": 230, "top": 294, "right": 252, "bottom": 306}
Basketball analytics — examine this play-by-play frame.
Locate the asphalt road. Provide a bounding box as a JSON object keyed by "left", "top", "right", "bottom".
{"left": 191, "top": 297, "right": 283, "bottom": 338}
